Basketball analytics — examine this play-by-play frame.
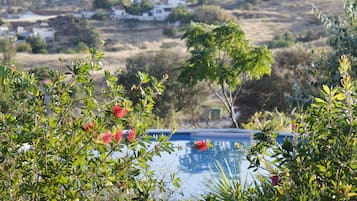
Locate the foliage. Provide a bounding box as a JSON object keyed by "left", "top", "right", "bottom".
{"left": 0, "top": 37, "right": 16, "bottom": 64}
{"left": 125, "top": 1, "right": 153, "bottom": 15}
{"left": 16, "top": 42, "right": 32, "bottom": 53}
{"left": 236, "top": 46, "right": 315, "bottom": 123}
{"left": 0, "top": 50, "right": 179, "bottom": 200}
{"left": 26, "top": 35, "right": 48, "bottom": 54}
{"left": 193, "top": 5, "right": 236, "bottom": 24}
{"left": 179, "top": 22, "right": 273, "bottom": 128}
{"left": 268, "top": 32, "right": 296, "bottom": 49}
{"left": 162, "top": 26, "right": 177, "bottom": 38}
{"left": 167, "top": 6, "right": 194, "bottom": 24}
{"left": 243, "top": 110, "right": 292, "bottom": 132}
{"left": 92, "top": 0, "right": 113, "bottom": 9}
{"left": 313, "top": 0, "right": 357, "bottom": 85}
{"left": 246, "top": 55, "right": 357, "bottom": 200}
{"left": 118, "top": 51, "right": 209, "bottom": 126}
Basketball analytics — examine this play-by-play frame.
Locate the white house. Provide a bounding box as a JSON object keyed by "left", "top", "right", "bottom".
{"left": 112, "top": 5, "right": 127, "bottom": 18}
{"left": 168, "top": 0, "right": 186, "bottom": 6}
{"left": 152, "top": 5, "right": 173, "bottom": 21}
{"left": 33, "top": 27, "right": 55, "bottom": 42}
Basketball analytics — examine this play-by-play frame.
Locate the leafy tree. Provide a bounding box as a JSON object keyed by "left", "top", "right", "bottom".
{"left": 26, "top": 35, "right": 47, "bottom": 54}
{"left": 0, "top": 50, "right": 178, "bottom": 200}
{"left": 179, "top": 22, "right": 274, "bottom": 128}
{"left": 118, "top": 51, "right": 209, "bottom": 126}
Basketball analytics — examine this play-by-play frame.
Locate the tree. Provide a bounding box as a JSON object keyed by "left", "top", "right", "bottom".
{"left": 26, "top": 35, "right": 47, "bottom": 53}
{"left": 118, "top": 51, "right": 209, "bottom": 126}
{"left": 179, "top": 22, "right": 273, "bottom": 128}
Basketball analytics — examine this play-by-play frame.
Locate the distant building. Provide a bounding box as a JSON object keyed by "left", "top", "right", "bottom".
{"left": 111, "top": 0, "right": 186, "bottom": 21}
{"left": 112, "top": 5, "right": 127, "bottom": 17}
{"left": 33, "top": 27, "right": 55, "bottom": 42}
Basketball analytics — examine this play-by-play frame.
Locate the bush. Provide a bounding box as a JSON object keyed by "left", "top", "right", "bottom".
{"left": 193, "top": 5, "right": 237, "bottom": 24}
{"left": 268, "top": 32, "right": 296, "bottom": 49}
{"left": 166, "top": 6, "right": 194, "bottom": 24}
{"left": 246, "top": 55, "right": 357, "bottom": 200}
{"left": 0, "top": 50, "right": 178, "bottom": 200}
{"left": 162, "top": 26, "right": 177, "bottom": 38}
{"left": 16, "top": 42, "right": 32, "bottom": 52}
{"left": 118, "top": 51, "right": 210, "bottom": 126}
{"left": 26, "top": 35, "right": 48, "bottom": 54}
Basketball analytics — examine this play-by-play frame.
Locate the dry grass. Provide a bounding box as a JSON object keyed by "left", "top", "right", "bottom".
{"left": 11, "top": 0, "right": 344, "bottom": 75}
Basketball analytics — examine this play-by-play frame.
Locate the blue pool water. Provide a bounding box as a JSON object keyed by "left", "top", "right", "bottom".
{"left": 149, "top": 129, "right": 291, "bottom": 200}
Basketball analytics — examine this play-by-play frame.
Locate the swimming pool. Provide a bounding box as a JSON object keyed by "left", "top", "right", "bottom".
{"left": 149, "top": 129, "right": 291, "bottom": 200}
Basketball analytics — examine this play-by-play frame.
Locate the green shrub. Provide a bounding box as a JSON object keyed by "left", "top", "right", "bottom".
{"left": 162, "top": 26, "right": 177, "bottom": 38}
{"left": 16, "top": 42, "right": 32, "bottom": 52}
{"left": 193, "top": 5, "right": 236, "bottom": 24}
{"left": 268, "top": 32, "right": 296, "bottom": 49}
{"left": 0, "top": 50, "right": 179, "bottom": 200}
{"left": 246, "top": 55, "right": 357, "bottom": 200}
{"left": 26, "top": 35, "right": 48, "bottom": 54}
{"left": 166, "top": 6, "right": 194, "bottom": 24}
{"left": 243, "top": 110, "right": 292, "bottom": 132}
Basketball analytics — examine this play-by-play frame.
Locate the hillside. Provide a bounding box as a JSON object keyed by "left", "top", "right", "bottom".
{"left": 8, "top": 0, "right": 345, "bottom": 71}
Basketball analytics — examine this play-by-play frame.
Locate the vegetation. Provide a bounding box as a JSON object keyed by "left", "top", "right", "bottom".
{"left": 167, "top": 6, "right": 194, "bottom": 25}
{"left": 179, "top": 22, "right": 273, "bottom": 128}
{"left": 236, "top": 46, "right": 315, "bottom": 123}
{"left": 118, "top": 51, "right": 210, "bottom": 127}
{"left": 26, "top": 36, "right": 48, "bottom": 54}
{"left": 202, "top": 55, "right": 357, "bottom": 201}
{"left": 0, "top": 50, "right": 179, "bottom": 200}
{"left": 267, "top": 32, "right": 296, "bottom": 49}
{"left": 193, "top": 5, "right": 236, "bottom": 24}
{"left": 313, "top": 0, "right": 357, "bottom": 86}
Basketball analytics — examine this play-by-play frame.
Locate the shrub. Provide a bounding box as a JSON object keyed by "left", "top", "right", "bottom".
{"left": 162, "top": 26, "right": 177, "bottom": 38}
{"left": 0, "top": 50, "right": 178, "bottom": 200}
{"left": 118, "top": 51, "right": 210, "bottom": 126}
{"left": 267, "top": 32, "right": 296, "bottom": 49}
{"left": 26, "top": 35, "right": 48, "bottom": 54}
{"left": 166, "top": 6, "right": 194, "bottom": 24}
{"left": 246, "top": 55, "right": 357, "bottom": 200}
{"left": 193, "top": 5, "right": 237, "bottom": 24}
{"left": 16, "top": 42, "right": 32, "bottom": 52}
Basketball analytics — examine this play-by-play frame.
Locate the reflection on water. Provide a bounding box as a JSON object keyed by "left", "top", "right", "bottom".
{"left": 151, "top": 133, "right": 254, "bottom": 200}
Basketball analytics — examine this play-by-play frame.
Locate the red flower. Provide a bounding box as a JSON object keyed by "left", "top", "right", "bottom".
{"left": 112, "top": 104, "right": 128, "bottom": 118}
{"left": 114, "top": 129, "right": 123, "bottom": 141}
{"left": 271, "top": 175, "right": 280, "bottom": 186}
{"left": 127, "top": 129, "right": 136, "bottom": 143}
{"left": 194, "top": 140, "right": 209, "bottom": 151}
{"left": 291, "top": 124, "right": 297, "bottom": 130}
{"left": 83, "top": 121, "right": 94, "bottom": 131}
{"left": 100, "top": 131, "right": 113, "bottom": 145}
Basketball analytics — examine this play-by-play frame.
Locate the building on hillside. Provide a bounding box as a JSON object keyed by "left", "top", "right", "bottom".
{"left": 111, "top": 0, "right": 186, "bottom": 21}
{"left": 33, "top": 26, "right": 55, "bottom": 42}
{"left": 112, "top": 5, "right": 127, "bottom": 18}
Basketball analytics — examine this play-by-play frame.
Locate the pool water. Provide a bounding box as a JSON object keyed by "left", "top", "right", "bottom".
{"left": 149, "top": 129, "right": 288, "bottom": 200}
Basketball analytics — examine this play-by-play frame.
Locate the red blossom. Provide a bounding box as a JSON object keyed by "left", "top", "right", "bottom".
{"left": 127, "top": 129, "right": 136, "bottom": 142}
{"left": 100, "top": 130, "right": 113, "bottom": 145}
{"left": 194, "top": 140, "right": 209, "bottom": 151}
{"left": 112, "top": 104, "right": 128, "bottom": 118}
{"left": 291, "top": 124, "right": 297, "bottom": 130}
{"left": 271, "top": 175, "right": 280, "bottom": 186}
{"left": 114, "top": 129, "right": 123, "bottom": 141}
{"left": 83, "top": 121, "right": 94, "bottom": 131}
